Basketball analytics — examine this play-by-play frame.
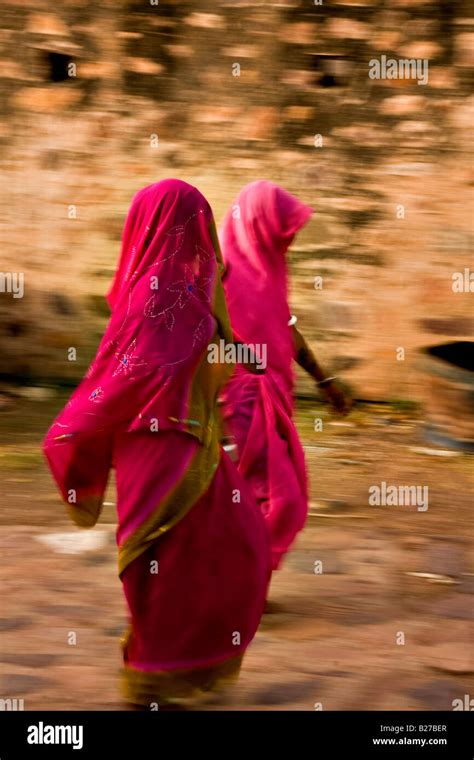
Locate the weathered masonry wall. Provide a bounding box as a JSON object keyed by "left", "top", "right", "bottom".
{"left": 0, "top": 1, "right": 472, "bottom": 400}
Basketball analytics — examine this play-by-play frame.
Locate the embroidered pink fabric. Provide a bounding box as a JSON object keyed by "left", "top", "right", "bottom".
{"left": 44, "top": 179, "right": 230, "bottom": 516}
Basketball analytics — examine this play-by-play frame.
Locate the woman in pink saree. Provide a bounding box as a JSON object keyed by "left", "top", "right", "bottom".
{"left": 44, "top": 179, "right": 270, "bottom": 706}
{"left": 220, "top": 180, "right": 348, "bottom": 572}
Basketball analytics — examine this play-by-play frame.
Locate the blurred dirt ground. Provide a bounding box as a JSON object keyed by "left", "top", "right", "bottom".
{"left": 0, "top": 391, "right": 473, "bottom": 710}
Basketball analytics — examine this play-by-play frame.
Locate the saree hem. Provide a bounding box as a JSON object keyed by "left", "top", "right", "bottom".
{"left": 65, "top": 497, "right": 102, "bottom": 528}
{"left": 120, "top": 652, "right": 243, "bottom": 706}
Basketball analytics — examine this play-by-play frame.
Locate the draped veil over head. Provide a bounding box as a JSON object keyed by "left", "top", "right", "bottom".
{"left": 219, "top": 180, "right": 312, "bottom": 388}
{"left": 44, "top": 179, "right": 234, "bottom": 529}
{"left": 219, "top": 180, "right": 313, "bottom": 570}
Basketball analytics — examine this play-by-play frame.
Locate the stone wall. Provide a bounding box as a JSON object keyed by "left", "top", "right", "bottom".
{"left": 0, "top": 0, "right": 472, "bottom": 398}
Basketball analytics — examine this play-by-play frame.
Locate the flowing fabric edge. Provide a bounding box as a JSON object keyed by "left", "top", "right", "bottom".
{"left": 117, "top": 433, "right": 221, "bottom": 576}
{"left": 120, "top": 651, "right": 243, "bottom": 706}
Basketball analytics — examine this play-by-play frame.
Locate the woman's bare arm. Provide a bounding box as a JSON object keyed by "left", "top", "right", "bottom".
{"left": 292, "top": 325, "right": 350, "bottom": 413}
{"left": 292, "top": 326, "right": 328, "bottom": 383}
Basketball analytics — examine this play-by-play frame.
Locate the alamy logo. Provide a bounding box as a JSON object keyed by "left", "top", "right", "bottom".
{"left": 369, "top": 55, "right": 428, "bottom": 85}
{"left": 452, "top": 268, "right": 474, "bottom": 293}
{"left": 207, "top": 339, "right": 267, "bottom": 371}
{"left": 452, "top": 694, "right": 474, "bottom": 710}
{"left": 0, "top": 271, "right": 24, "bottom": 298}
{"left": 368, "top": 481, "right": 428, "bottom": 512}
{"left": 0, "top": 697, "right": 24, "bottom": 710}
{"left": 27, "top": 722, "right": 83, "bottom": 750}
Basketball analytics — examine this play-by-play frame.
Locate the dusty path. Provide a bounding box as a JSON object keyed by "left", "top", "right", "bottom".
{"left": 1, "top": 393, "right": 473, "bottom": 710}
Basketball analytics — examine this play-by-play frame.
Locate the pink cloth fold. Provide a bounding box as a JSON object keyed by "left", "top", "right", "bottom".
{"left": 43, "top": 179, "right": 270, "bottom": 702}
{"left": 220, "top": 179, "right": 312, "bottom": 393}
{"left": 44, "top": 179, "right": 233, "bottom": 522}
{"left": 220, "top": 181, "right": 313, "bottom": 568}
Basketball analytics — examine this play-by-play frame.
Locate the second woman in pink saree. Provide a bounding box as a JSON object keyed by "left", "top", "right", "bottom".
{"left": 220, "top": 181, "right": 348, "bottom": 573}
{"left": 44, "top": 179, "right": 270, "bottom": 706}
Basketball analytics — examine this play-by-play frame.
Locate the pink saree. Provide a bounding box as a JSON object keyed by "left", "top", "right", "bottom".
{"left": 220, "top": 181, "right": 313, "bottom": 570}
{"left": 43, "top": 179, "right": 270, "bottom": 704}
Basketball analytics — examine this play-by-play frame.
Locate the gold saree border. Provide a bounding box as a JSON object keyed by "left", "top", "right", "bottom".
{"left": 120, "top": 651, "right": 243, "bottom": 706}
{"left": 117, "top": 431, "right": 220, "bottom": 576}
{"left": 66, "top": 495, "right": 103, "bottom": 528}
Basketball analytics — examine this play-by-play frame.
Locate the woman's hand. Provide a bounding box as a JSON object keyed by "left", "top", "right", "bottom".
{"left": 321, "top": 380, "right": 351, "bottom": 415}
